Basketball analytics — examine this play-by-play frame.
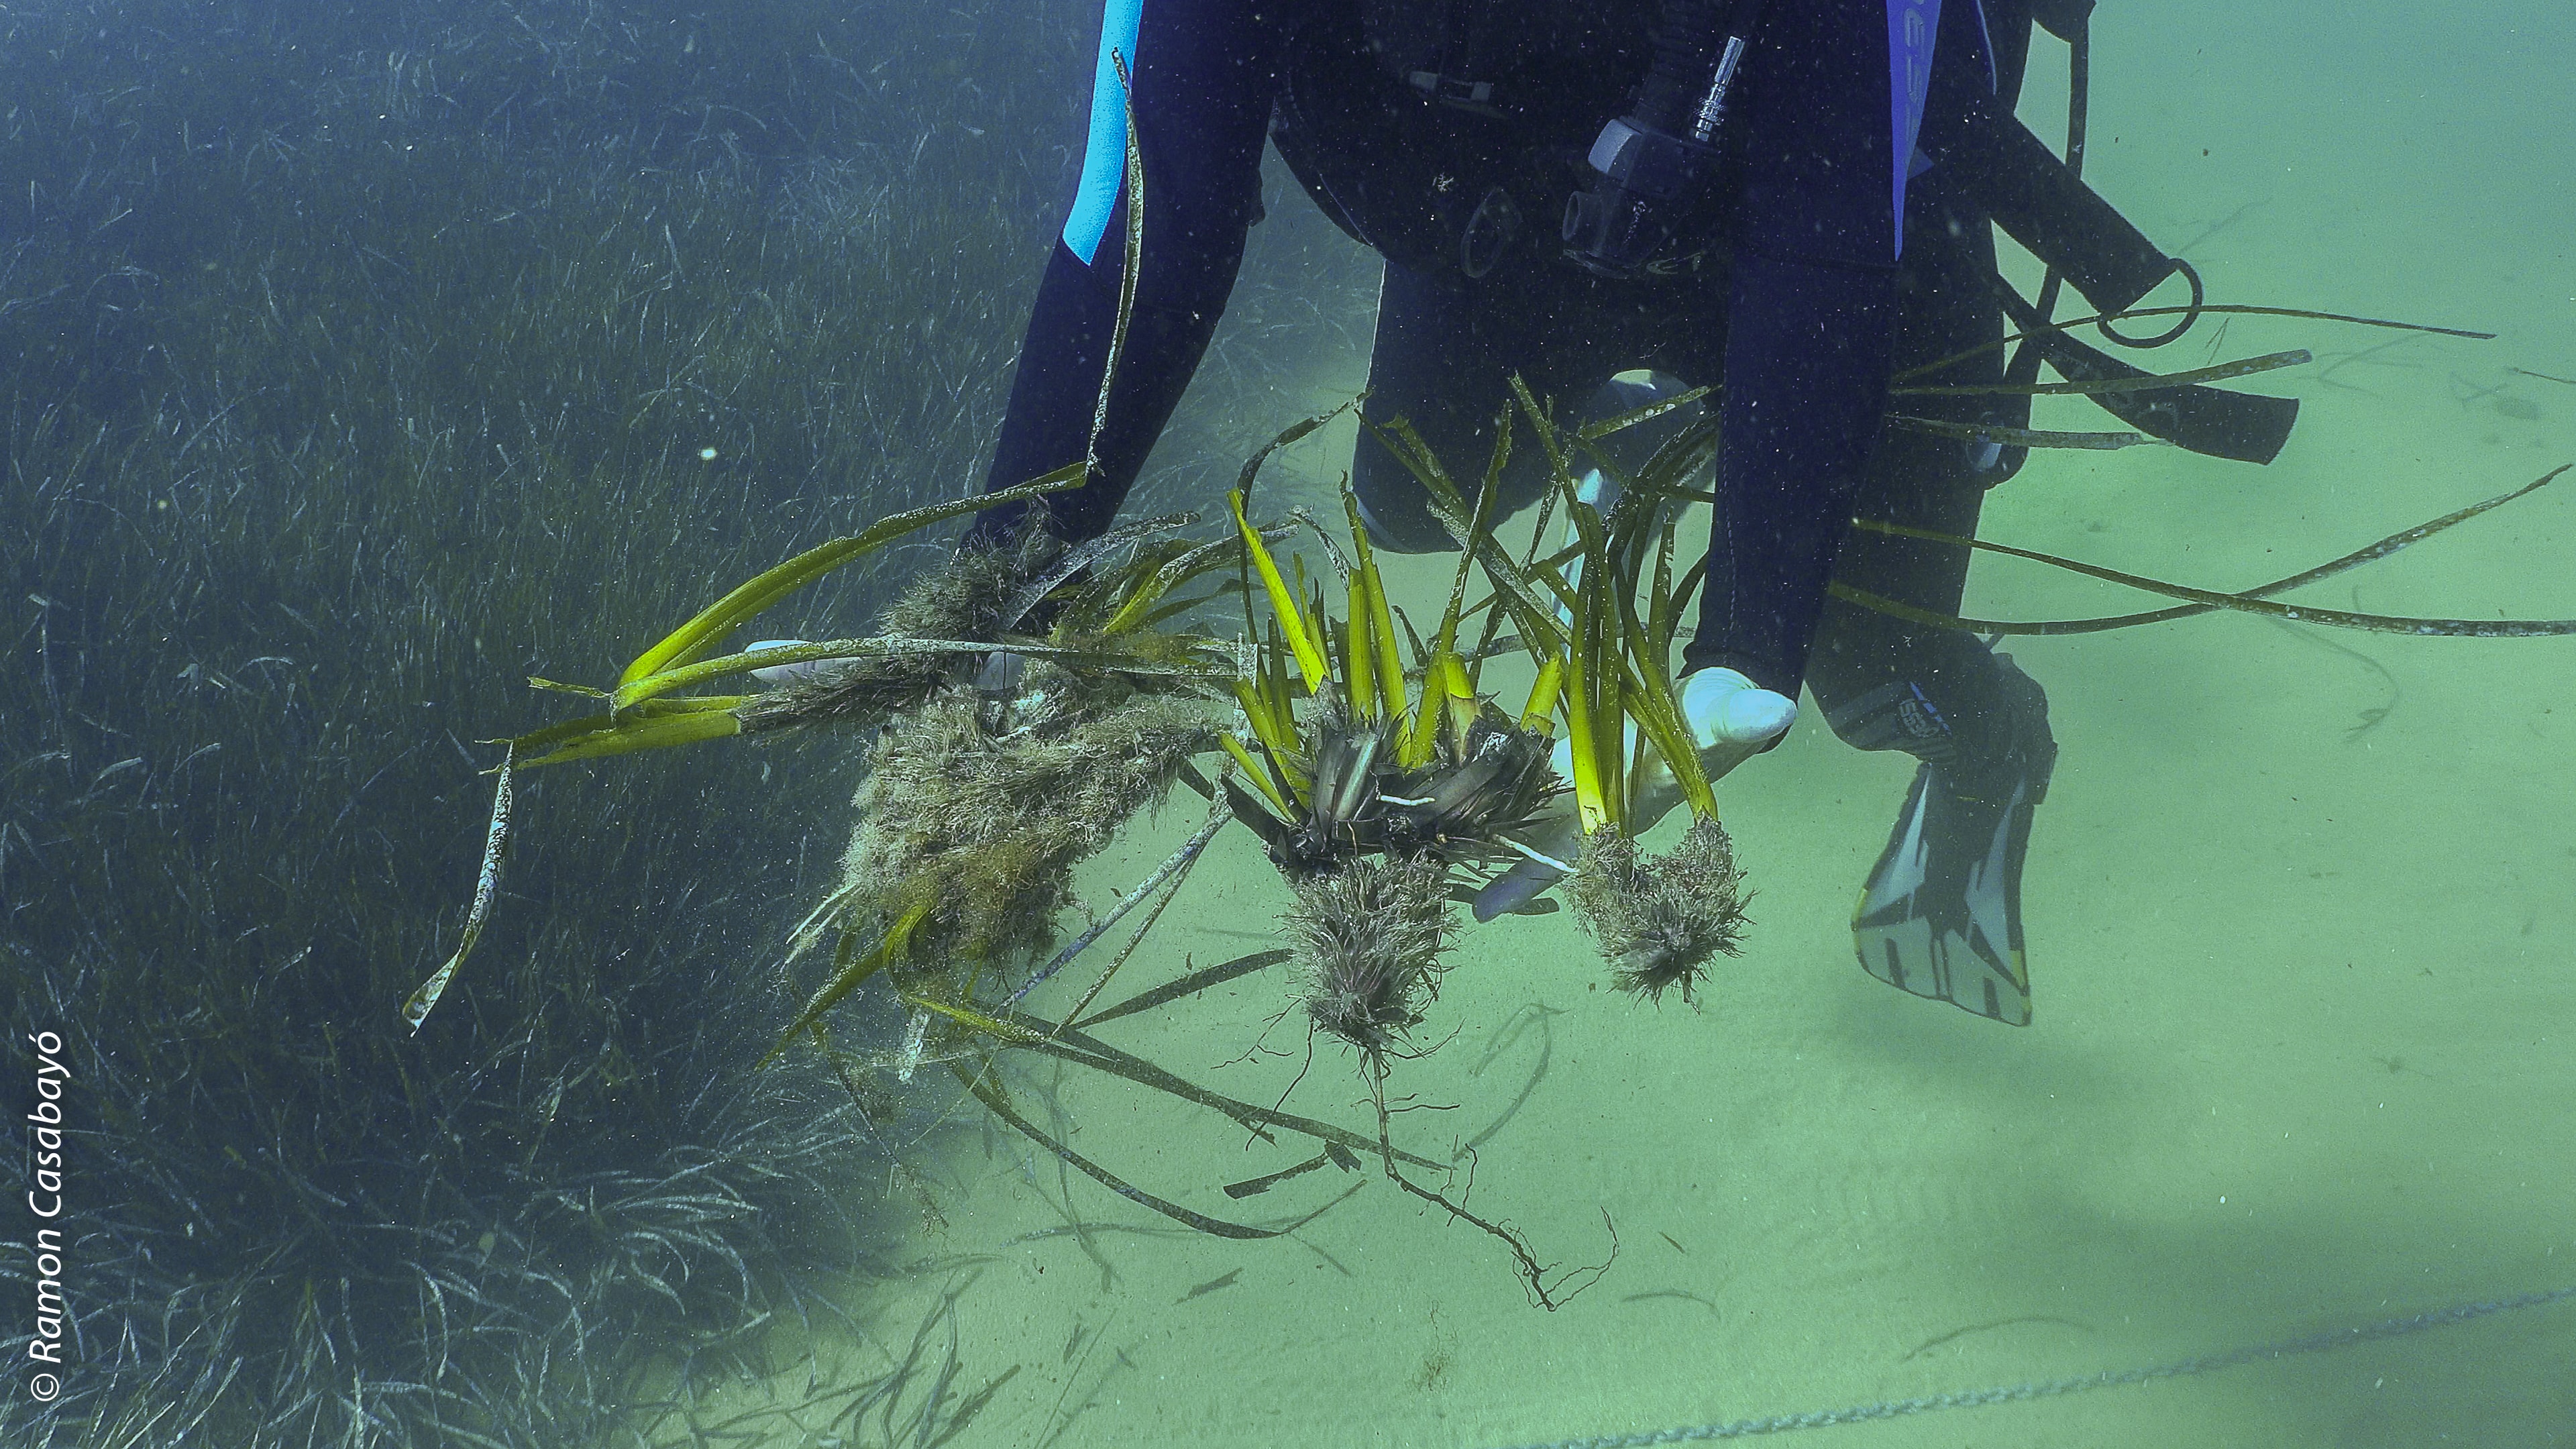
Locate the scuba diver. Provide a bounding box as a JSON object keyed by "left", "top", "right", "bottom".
{"left": 961, "top": 0, "right": 2292, "bottom": 1025}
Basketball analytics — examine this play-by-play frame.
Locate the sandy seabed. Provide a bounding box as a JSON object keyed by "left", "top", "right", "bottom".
{"left": 720, "top": 5, "right": 2576, "bottom": 1444}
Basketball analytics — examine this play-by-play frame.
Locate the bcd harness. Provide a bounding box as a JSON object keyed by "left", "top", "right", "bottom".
{"left": 1267, "top": 0, "right": 2295, "bottom": 466}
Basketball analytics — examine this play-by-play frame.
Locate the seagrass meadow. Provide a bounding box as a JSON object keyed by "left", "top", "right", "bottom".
{"left": 0, "top": 1, "right": 1199, "bottom": 1442}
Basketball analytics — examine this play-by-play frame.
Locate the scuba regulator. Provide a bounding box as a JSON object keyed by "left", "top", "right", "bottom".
{"left": 1564, "top": 0, "right": 1768, "bottom": 279}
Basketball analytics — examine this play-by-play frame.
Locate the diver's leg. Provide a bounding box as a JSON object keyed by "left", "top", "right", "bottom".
{"left": 1352, "top": 264, "right": 1653, "bottom": 554}
{"left": 1352, "top": 264, "right": 1519, "bottom": 553}
{"left": 1809, "top": 186, "right": 2057, "bottom": 1027}
{"left": 1552, "top": 369, "right": 1705, "bottom": 623}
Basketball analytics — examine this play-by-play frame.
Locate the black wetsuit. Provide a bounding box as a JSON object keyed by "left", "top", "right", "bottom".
{"left": 969, "top": 0, "right": 2053, "bottom": 781}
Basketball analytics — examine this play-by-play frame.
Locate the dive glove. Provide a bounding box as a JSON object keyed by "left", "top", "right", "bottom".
{"left": 1472, "top": 666, "right": 1792, "bottom": 921}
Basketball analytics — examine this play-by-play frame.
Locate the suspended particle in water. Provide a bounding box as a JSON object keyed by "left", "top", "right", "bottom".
{"left": 699, "top": 446, "right": 718, "bottom": 461}
{"left": 896, "top": 1007, "right": 930, "bottom": 1083}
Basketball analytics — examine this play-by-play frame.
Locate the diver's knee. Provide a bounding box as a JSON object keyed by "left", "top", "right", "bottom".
{"left": 1821, "top": 653, "right": 2054, "bottom": 799}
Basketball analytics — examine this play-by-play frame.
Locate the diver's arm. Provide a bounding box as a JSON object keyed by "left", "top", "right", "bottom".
{"left": 969, "top": 0, "right": 1280, "bottom": 549}
{"left": 1682, "top": 251, "right": 1896, "bottom": 695}
{"left": 1680, "top": 0, "right": 1917, "bottom": 696}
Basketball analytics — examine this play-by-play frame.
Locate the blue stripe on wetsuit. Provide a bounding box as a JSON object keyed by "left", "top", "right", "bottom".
{"left": 1064, "top": 0, "right": 1146, "bottom": 265}
{"left": 1888, "top": 0, "right": 1941, "bottom": 258}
